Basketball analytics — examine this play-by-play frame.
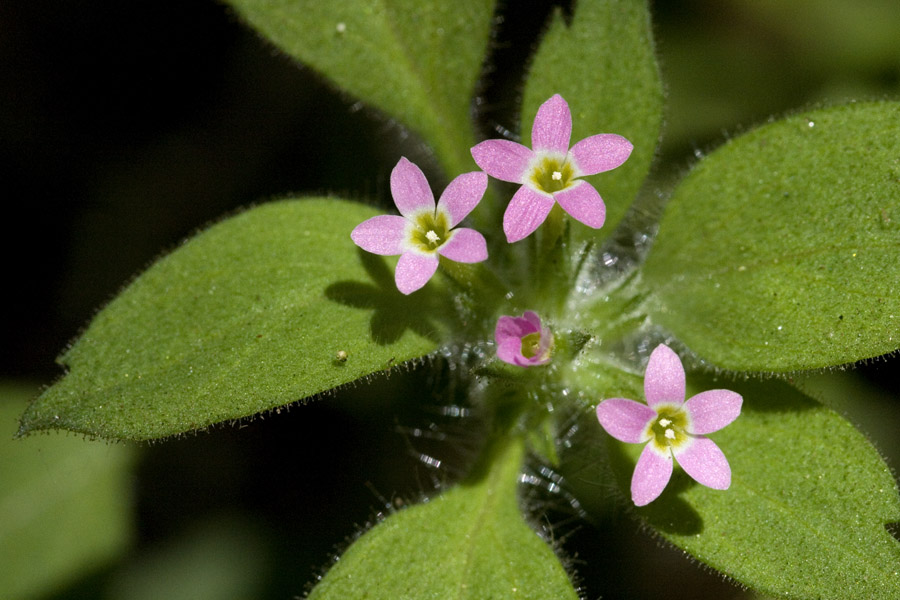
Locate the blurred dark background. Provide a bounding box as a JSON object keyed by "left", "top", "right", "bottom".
{"left": 2, "top": 1, "right": 899, "bottom": 598}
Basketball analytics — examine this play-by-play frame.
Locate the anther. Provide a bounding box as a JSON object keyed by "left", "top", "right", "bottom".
{"left": 659, "top": 418, "right": 671, "bottom": 427}
{"left": 425, "top": 230, "right": 440, "bottom": 244}
{"left": 551, "top": 171, "right": 562, "bottom": 181}
{"left": 664, "top": 428, "right": 676, "bottom": 440}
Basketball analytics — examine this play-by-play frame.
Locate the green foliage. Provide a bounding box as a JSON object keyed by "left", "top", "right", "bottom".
{"left": 307, "top": 437, "right": 579, "bottom": 600}
{"left": 16, "top": 2, "right": 900, "bottom": 599}
{"left": 659, "top": 0, "right": 900, "bottom": 154}
{"left": 521, "top": 0, "right": 663, "bottom": 243}
{"left": 607, "top": 377, "right": 900, "bottom": 600}
{"left": 19, "top": 199, "right": 448, "bottom": 441}
{"left": 0, "top": 384, "right": 134, "bottom": 599}
{"left": 643, "top": 102, "right": 900, "bottom": 370}
{"left": 225, "top": 0, "right": 496, "bottom": 177}
{"left": 107, "top": 517, "right": 269, "bottom": 600}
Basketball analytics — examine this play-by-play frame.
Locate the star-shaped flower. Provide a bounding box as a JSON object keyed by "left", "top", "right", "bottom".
{"left": 495, "top": 311, "right": 553, "bottom": 367}
{"left": 471, "top": 94, "right": 633, "bottom": 242}
{"left": 351, "top": 157, "right": 488, "bottom": 295}
{"left": 595, "top": 344, "right": 742, "bottom": 506}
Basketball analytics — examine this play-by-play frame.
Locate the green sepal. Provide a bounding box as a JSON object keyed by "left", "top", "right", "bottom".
{"left": 20, "top": 199, "right": 448, "bottom": 441}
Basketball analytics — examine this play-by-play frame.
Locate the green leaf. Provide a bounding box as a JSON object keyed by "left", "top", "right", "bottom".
{"left": 642, "top": 102, "right": 900, "bottom": 370}
{"left": 224, "top": 0, "right": 496, "bottom": 177}
{"left": 107, "top": 516, "right": 269, "bottom": 600}
{"left": 307, "top": 437, "right": 579, "bottom": 600}
{"left": 1, "top": 384, "right": 134, "bottom": 599}
{"left": 20, "top": 199, "right": 447, "bottom": 441}
{"left": 606, "top": 376, "right": 900, "bottom": 600}
{"left": 521, "top": 0, "right": 663, "bottom": 243}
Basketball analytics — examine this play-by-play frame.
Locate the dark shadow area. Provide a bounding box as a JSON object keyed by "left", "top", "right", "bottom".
{"left": 474, "top": 0, "right": 575, "bottom": 141}
{"left": 886, "top": 521, "right": 900, "bottom": 544}
{"left": 324, "top": 249, "right": 451, "bottom": 346}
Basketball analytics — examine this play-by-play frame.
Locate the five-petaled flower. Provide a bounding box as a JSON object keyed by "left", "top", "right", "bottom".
{"left": 495, "top": 311, "right": 553, "bottom": 367}
{"left": 595, "top": 344, "right": 742, "bottom": 506}
{"left": 471, "top": 94, "right": 633, "bottom": 242}
{"left": 351, "top": 157, "right": 488, "bottom": 295}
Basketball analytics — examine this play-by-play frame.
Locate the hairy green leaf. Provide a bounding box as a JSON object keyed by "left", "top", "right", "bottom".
{"left": 307, "top": 437, "right": 579, "bottom": 600}
{"left": 605, "top": 376, "right": 900, "bottom": 600}
{"left": 1, "top": 385, "right": 134, "bottom": 598}
{"left": 643, "top": 102, "right": 900, "bottom": 370}
{"left": 20, "top": 199, "right": 447, "bottom": 440}
{"left": 225, "top": 0, "right": 496, "bottom": 177}
{"left": 521, "top": 0, "right": 663, "bottom": 243}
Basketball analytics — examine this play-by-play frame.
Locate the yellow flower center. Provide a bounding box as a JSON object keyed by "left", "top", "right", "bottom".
{"left": 647, "top": 405, "right": 690, "bottom": 450}
{"left": 529, "top": 156, "right": 575, "bottom": 194}
{"left": 520, "top": 332, "right": 543, "bottom": 358}
{"left": 411, "top": 211, "right": 450, "bottom": 252}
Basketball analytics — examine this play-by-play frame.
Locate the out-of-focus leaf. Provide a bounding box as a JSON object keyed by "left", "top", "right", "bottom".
{"left": 643, "top": 102, "right": 900, "bottom": 370}
{"left": 0, "top": 384, "right": 134, "bottom": 599}
{"left": 107, "top": 516, "right": 268, "bottom": 600}
{"left": 307, "top": 437, "right": 579, "bottom": 600}
{"left": 521, "top": 0, "right": 663, "bottom": 244}
{"left": 225, "top": 0, "right": 496, "bottom": 177}
{"left": 20, "top": 199, "right": 449, "bottom": 441}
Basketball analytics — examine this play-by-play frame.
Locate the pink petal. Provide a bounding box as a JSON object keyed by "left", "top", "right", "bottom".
{"left": 495, "top": 313, "right": 549, "bottom": 367}
{"left": 496, "top": 336, "right": 525, "bottom": 365}
{"left": 684, "top": 390, "right": 743, "bottom": 435}
{"left": 437, "top": 171, "right": 487, "bottom": 227}
{"left": 522, "top": 311, "right": 542, "bottom": 331}
{"left": 494, "top": 315, "right": 532, "bottom": 365}
{"left": 519, "top": 355, "right": 548, "bottom": 367}
{"left": 470, "top": 139, "right": 533, "bottom": 183}
{"left": 438, "top": 228, "right": 487, "bottom": 263}
{"left": 394, "top": 252, "right": 438, "bottom": 295}
{"left": 553, "top": 180, "right": 606, "bottom": 229}
{"left": 644, "top": 345, "right": 686, "bottom": 409}
{"left": 350, "top": 215, "right": 407, "bottom": 255}
{"left": 596, "top": 398, "right": 655, "bottom": 443}
{"left": 390, "top": 157, "right": 435, "bottom": 218}
{"left": 632, "top": 443, "right": 673, "bottom": 506}
{"left": 531, "top": 94, "right": 571, "bottom": 155}
{"left": 495, "top": 315, "right": 537, "bottom": 344}
{"left": 503, "top": 185, "right": 555, "bottom": 242}
{"left": 569, "top": 134, "right": 633, "bottom": 176}
{"left": 674, "top": 436, "right": 731, "bottom": 490}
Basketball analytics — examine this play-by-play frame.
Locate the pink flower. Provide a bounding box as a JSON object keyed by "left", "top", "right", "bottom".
{"left": 495, "top": 311, "right": 553, "bottom": 367}
{"left": 595, "top": 344, "right": 742, "bottom": 506}
{"left": 470, "top": 94, "right": 633, "bottom": 243}
{"left": 351, "top": 157, "right": 488, "bottom": 295}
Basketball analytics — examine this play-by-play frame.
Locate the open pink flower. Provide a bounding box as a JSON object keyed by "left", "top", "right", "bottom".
{"left": 495, "top": 311, "right": 553, "bottom": 367}
{"left": 595, "top": 344, "right": 742, "bottom": 506}
{"left": 351, "top": 157, "right": 488, "bottom": 295}
{"left": 471, "top": 94, "right": 633, "bottom": 242}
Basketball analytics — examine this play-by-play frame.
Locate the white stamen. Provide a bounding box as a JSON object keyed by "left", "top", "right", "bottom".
{"left": 659, "top": 418, "right": 671, "bottom": 427}
{"left": 664, "top": 428, "right": 676, "bottom": 440}
{"left": 551, "top": 170, "right": 562, "bottom": 181}
{"left": 425, "top": 230, "right": 440, "bottom": 243}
